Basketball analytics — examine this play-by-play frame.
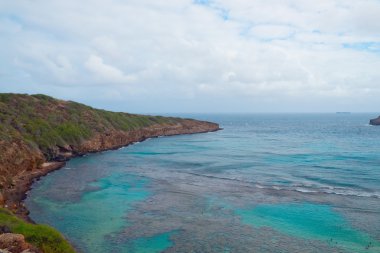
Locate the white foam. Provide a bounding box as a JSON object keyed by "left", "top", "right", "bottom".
{"left": 294, "top": 187, "right": 318, "bottom": 193}
{"left": 255, "top": 182, "right": 380, "bottom": 199}
{"left": 293, "top": 186, "right": 380, "bottom": 198}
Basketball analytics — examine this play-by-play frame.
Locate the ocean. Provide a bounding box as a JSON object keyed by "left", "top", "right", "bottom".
{"left": 25, "top": 113, "right": 380, "bottom": 253}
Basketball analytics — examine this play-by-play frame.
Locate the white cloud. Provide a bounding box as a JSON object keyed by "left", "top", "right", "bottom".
{"left": 248, "top": 25, "right": 295, "bottom": 40}
{"left": 0, "top": 0, "right": 379, "bottom": 112}
{"left": 84, "top": 55, "right": 135, "bottom": 84}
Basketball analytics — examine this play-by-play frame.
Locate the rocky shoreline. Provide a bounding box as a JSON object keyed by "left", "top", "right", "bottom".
{"left": 369, "top": 116, "right": 380, "bottom": 125}
{"left": 2, "top": 120, "right": 221, "bottom": 220}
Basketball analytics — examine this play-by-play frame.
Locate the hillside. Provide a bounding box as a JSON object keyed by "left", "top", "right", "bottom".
{"left": 0, "top": 93, "right": 220, "bottom": 214}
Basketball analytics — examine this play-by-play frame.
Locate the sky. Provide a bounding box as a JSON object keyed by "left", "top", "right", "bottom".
{"left": 0, "top": 0, "right": 380, "bottom": 113}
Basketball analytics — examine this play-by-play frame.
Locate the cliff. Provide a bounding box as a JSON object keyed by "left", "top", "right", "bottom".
{"left": 0, "top": 93, "right": 220, "bottom": 214}
{"left": 369, "top": 116, "right": 380, "bottom": 126}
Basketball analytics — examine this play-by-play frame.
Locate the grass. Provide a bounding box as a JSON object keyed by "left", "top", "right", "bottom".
{"left": 0, "top": 208, "right": 76, "bottom": 253}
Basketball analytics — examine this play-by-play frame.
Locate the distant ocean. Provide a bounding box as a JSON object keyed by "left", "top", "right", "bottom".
{"left": 26, "top": 114, "right": 380, "bottom": 253}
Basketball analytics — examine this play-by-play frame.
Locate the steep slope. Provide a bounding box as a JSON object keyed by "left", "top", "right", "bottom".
{"left": 0, "top": 93, "right": 220, "bottom": 214}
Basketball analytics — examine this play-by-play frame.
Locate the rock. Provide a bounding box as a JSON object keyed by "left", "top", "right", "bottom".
{"left": 0, "top": 226, "right": 11, "bottom": 234}
{"left": 0, "top": 233, "right": 39, "bottom": 253}
{"left": 0, "top": 192, "right": 4, "bottom": 207}
{"left": 369, "top": 116, "right": 380, "bottom": 125}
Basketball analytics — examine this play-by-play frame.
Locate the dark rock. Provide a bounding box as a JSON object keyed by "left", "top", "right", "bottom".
{"left": 0, "top": 192, "right": 4, "bottom": 206}
{"left": 369, "top": 116, "right": 380, "bottom": 125}
{"left": 0, "top": 225, "right": 11, "bottom": 234}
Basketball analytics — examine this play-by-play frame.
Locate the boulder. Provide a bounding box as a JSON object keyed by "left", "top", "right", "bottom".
{"left": 369, "top": 116, "right": 380, "bottom": 125}
{"left": 0, "top": 233, "right": 28, "bottom": 252}
{"left": 0, "top": 233, "right": 39, "bottom": 253}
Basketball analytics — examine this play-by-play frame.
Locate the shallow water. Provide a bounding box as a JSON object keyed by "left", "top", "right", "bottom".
{"left": 236, "top": 203, "right": 379, "bottom": 253}
{"left": 26, "top": 114, "right": 380, "bottom": 252}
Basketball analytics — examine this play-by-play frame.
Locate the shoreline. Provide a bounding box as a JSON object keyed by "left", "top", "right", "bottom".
{"left": 12, "top": 161, "right": 66, "bottom": 222}
{"left": 6, "top": 125, "right": 221, "bottom": 221}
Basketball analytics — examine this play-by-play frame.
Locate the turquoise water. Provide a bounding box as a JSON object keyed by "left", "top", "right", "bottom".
{"left": 26, "top": 114, "right": 380, "bottom": 252}
{"left": 27, "top": 162, "right": 170, "bottom": 252}
{"left": 236, "top": 203, "right": 379, "bottom": 253}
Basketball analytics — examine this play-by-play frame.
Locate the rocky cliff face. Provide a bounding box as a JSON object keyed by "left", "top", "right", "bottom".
{"left": 0, "top": 140, "right": 45, "bottom": 211}
{"left": 57, "top": 120, "right": 219, "bottom": 155}
{"left": 0, "top": 140, "right": 44, "bottom": 187}
{"left": 369, "top": 116, "right": 380, "bottom": 125}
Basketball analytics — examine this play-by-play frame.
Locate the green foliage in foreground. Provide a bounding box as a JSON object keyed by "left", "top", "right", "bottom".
{"left": 0, "top": 208, "right": 76, "bottom": 253}
{"left": 0, "top": 93, "right": 181, "bottom": 157}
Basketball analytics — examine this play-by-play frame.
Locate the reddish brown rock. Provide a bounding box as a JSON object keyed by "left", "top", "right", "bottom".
{"left": 76, "top": 120, "right": 220, "bottom": 153}
{"left": 0, "top": 139, "right": 44, "bottom": 189}
{"left": 0, "top": 192, "right": 4, "bottom": 207}
{"left": 0, "top": 233, "right": 40, "bottom": 253}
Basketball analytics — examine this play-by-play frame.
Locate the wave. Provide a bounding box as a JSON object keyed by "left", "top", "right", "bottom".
{"left": 254, "top": 183, "right": 380, "bottom": 198}
{"left": 310, "top": 187, "right": 380, "bottom": 198}
{"left": 181, "top": 171, "right": 380, "bottom": 198}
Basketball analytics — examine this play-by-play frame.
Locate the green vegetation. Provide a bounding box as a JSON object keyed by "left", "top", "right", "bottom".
{"left": 0, "top": 93, "right": 181, "bottom": 157}
{"left": 0, "top": 208, "right": 76, "bottom": 253}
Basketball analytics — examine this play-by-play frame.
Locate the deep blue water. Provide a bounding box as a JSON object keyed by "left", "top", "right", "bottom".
{"left": 26, "top": 114, "right": 380, "bottom": 253}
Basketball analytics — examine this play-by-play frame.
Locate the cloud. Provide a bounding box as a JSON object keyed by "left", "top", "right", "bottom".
{"left": 248, "top": 25, "right": 295, "bottom": 40}
{"left": 0, "top": 0, "right": 379, "bottom": 112}
{"left": 84, "top": 55, "right": 135, "bottom": 84}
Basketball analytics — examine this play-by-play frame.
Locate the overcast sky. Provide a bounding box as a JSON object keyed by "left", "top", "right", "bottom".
{"left": 0, "top": 0, "right": 379, "bottom": 113}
